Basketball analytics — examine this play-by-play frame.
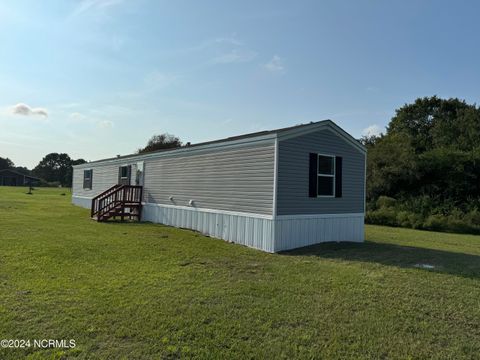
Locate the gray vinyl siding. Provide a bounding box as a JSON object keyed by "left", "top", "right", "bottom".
{"left": 277, "top": 128, "right": 365, "bottom": 215}
{"left": 143, "top": 141, "right": 275, "bottom": 215}
{"left": 72, "top": 163, "right": 135, "bottom": 197}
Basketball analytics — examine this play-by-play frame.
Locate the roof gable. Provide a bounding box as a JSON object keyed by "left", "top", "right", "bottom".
{"left": 277, "top": 120, "right": 366, "bottom": 154}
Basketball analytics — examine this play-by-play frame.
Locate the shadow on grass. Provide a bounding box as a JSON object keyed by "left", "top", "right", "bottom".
{"left": 283, "top": 241, "right": 480, "bottom": 280}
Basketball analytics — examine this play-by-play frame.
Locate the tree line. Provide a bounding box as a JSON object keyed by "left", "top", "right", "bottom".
{"left": 0, "top": 154, "right": 87, "bottom": 187}
{"left": 363, "top": 96, "right": 480, "bottom": 234}
{"left": 0, "top": 133, "right": 182, "bottom": 187}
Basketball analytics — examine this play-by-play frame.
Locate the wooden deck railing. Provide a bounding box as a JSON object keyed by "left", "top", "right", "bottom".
{"left": 91, "top": 185, "right": 143, "bottom": 221}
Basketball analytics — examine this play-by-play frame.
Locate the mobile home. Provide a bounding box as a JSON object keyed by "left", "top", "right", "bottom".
{"left": 72, "top": 120, "right": 366, "bottom": 252}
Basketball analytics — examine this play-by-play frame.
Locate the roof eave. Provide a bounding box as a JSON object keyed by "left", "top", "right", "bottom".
{"left": 73, "top": 132, "right": 278, "bottom": 169}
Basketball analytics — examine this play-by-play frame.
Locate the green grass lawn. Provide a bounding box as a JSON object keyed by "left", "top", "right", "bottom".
{"left": 1, "top": 186, "right": 480, "bottom": 359}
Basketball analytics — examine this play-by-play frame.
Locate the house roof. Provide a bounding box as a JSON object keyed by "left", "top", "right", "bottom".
{"left": 0, "top": 169, "right": 40, "bottom": 180}
{"left": 75, "top": 119, "right": 365, "bottom": 168}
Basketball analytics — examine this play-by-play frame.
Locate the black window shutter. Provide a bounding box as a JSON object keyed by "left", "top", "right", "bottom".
{"left": 309, "top": 153, "right": 318, "bottom": 197}
{"left": 118, "top": 167, "right": 122, "bottom": 184}
{"left": 88, "top": 170, "right": 93, "bottom": 189}
{"left": 335, "top": 156, "right": 343, "bottom": 198}
{"left": 83, "top": 170, "right": 87, "bottom": 189}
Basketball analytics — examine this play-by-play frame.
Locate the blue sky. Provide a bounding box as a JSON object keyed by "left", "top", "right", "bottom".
{"left": 1, "top": 0, "right": 479, "bottom": 168}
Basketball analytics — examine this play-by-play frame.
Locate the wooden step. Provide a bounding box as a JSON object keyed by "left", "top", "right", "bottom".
{"left": 91, "top": 186, "right": 143, "bottom": 222}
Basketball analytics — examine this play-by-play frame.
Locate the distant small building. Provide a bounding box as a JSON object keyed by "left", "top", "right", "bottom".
{"left": 0, "top": 169, "right": 40, "bottom": 186}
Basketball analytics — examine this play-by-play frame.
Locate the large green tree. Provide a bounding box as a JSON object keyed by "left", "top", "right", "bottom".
{"left": 33, "top": 153, "right": 73, "bottom": 186}
{"left": 33, "top": 154, "right": 87, "bottom": 187}
{"left": 366, "top": 96, "right": 480, "bottom": 204}
{"left": 137, "top": 133, "right": 182, "bottom": 154}
{"left": 387, "top": 96, "right": 480, "bottom": 152}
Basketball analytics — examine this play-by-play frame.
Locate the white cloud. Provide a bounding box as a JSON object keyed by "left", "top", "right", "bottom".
{"left": 97, "top": 120, "right": 114, "bottom": 129}
{"left": 11, "top": 103, "right": 48, "bottom": 117}
{"left": 211, "top": 49, "right": 257, "bottom": 64}
{"left": 264, "top": 55, "right": 285, "bottom": 73}
{"left": 362, "top": 124, "right": 383, "bottom": 137}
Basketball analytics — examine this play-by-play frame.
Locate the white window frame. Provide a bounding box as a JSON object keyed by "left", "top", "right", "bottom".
{"left": 317, "top": 154, "right": 335, "bottom": 198}
{"left": 135, "top": 161, "right": 144, "bottom": 186}
{"left": 83, "top": 169, "right": 93, "bottom": 190}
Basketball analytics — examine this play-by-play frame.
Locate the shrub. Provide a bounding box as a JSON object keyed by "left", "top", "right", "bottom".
{"left": 464, "top": 209, "right": 480, "bottom": 226}
{"left": 445, "top": 218, "right": 476, "bottom": 234}
{"left": 366, "top": 208, "right": 398, "bottom": 227}
{"left": 396, "top": 211, "right": 423, "bottom": 229}
{"left": 369, "top": 195, "right": 480, "bottom": 235}
{"left": 399, "top": 195, "right": 441, "bottom": 217}
{"left": 422, "top": 214, "right": 446, "bottom": 232}
{"left": 376, "top": 196, "right": 397, "bottom": 209}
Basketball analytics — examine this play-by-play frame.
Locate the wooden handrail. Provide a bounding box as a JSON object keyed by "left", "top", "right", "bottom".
{"left": 91, "top": 184, "right": 122, "bottom": 202}
{"left": 91, "top": 185, "right": 143, "bottom": 220}
{"left": 90, "top": 184, "right": 122, "bottom": 218}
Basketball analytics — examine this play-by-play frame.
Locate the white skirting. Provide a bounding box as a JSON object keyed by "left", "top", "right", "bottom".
{"left": 71, "top": 197, "right": 364, "bottom": 252}
{"left": 141, "top": 203, "right": 364, "bottom": 253}
{"left": 274, "top": 213, "right": 364, "bottom": 252}
{"left": 72, "top": 195, "right": 92, "bottom": 209}
{"left": 142, "top": 203, "right": 275, "bottom": 252}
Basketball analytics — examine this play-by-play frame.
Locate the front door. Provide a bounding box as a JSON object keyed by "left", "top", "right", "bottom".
{"left": 118, "top": 165, "right": 131, "bottom": 185}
